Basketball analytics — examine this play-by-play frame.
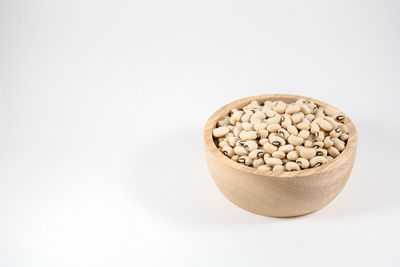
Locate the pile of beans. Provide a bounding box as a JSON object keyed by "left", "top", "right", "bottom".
{"left": 212, "top": 98, "right": 349, "bottom": 171}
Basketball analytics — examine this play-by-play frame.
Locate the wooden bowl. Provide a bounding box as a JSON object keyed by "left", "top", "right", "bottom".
{"left": 204, "top": 94, "right": 358, "bottom": 217}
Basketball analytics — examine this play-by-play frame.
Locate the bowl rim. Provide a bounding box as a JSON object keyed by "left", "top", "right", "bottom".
{"left": 204, "top": 94, "right": 358, "bottom": 178}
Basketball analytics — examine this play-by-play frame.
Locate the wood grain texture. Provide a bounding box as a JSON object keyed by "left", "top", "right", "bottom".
{"left": 204, "top": 94, "right": 358, "bottom": 217}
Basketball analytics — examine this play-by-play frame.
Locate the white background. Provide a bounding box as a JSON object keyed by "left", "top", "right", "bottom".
{"left": 1, "top": 0, "right": 399, "bottom": 266}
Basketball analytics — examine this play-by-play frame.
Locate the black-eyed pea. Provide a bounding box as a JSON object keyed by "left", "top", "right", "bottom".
{"left": 296, "top": 120, "right": 310, "bottom": 130}
{"left": 212, "top": 126, "right": 229, "bottom": 138}
{"left": 233, "top": 127, "right": 240, "bottom": 137}
{"left": 287, "top": 151, "right": 299, "bottom": 161}
{"left": 281, "top": 114, "right": 292, "bottom": 128}
{"left": 330, "top": 127, "right": 342, "bottom": 138}
{"left": 296, "top": 158, "right": 310, "bottom": 169}
{"left": 272, "top": 165, "right": 285, "bottom": 171}
{"left": 263, "top": 142, "right": 278, "bottom": 153}
{"left": 298, "top": 130, "right": 310, "bottom": 139}
{"left": 242, "top": 122, "right": 254, "bottom": 131}
{"left": 291, "top": 112, "right": 304, "bottom": 124}
{"left": 305, "top": 113, "right": 315, "bottom": 122}
{"left": 338, "top": 123, "right": 349, "bottom": 133}
{"left": 217, "top": 116, "right": 230, "bottom": 126}
{"left": 300, "top": 104, "right": 312, "bottom": 114}
{"left": 265, "top": 157, "right": 283, "bottom": 167}
{"left": 312, "top": 141, "right": 324, "bottom": 149}
{"left": 249, "top": 149, "right": 265, "bottom": 159}
{"left": 252, "top": 158, "right": 264, "bottom": 168}
{"left": 288, "top": 135, "right": 303, "bottom": 146}
{"left": 228, "top": 136, "right": 240, "bottom": 147}
{"left": 218, "top": 140, "right": 229, "bottom": 149}
{"left": 239, "top": 130, "right": 257, "bottom": 140}
{"left": 244, "top": 140, "right": 258, "bottom": 152}
{"left": 324, "top": 116, "right": 340, "bottom": 128}
{"left": 272, "top": 151, "right": 285, "bottom": 159}
{"left": 332, "top": 138, "right": 345, "bottom": 152}
{"left": 317, "top": 118, "right": 333, "bottom": 131}
{"left": 222, "top": 146, "right": 235, "bottom": 157}
{"left": 230, "top": 110, "right": 243, "bottom": 124}
{"left": 241, "top": 110, "right": 253, "bottom": 122}
{"left": 324, "top": 106, "right": 341, "bottom": 117}
{"left": 299, "top": 147, "right": 316, "bottom": 160}
{"left": 267, "top": 123, "right": 281, "bottom": 133}
{"left": 235, "top": 139, "right": 245, "bottom": 147}
{"left": 310, "top": 122, "right": 319, "bottom": 134}
{"left": 266, "top": 114, "right": 281, "bottom": 124}
{"left": 315, "top": 130, "right": 324, "bottom": 142}
{"left": 264, "top": 109, "right": 276, "bottom": 118}
{"left": 328, "top": 146, "right": 340, "bottom": 157}
{"left": 287, "top": 124, "right": 299, "bottom": 136}
{"left": 295, "top": 145, "right": 304, "bottom": 152}
{"left": 257, "top": 164, "right": 271, "bottom": 171}
{"left": 285, "top": 161, "right": 301, "bottom": 171}
{"left": 323, "top": 136, "right": 334, "bottom": 148}
{"left": 233, "top": 145, "right": 248, "bottom": 156}
{"left": 315, "top": 148, "right": 327, "bottom": 157}
{"left": 340, "top": 133, "right": 349, "bottom": 141}
{"left": 263, "top": 153, "right": 271, "bottom": 162}
{"left": 269, "top": 135, "right": 286, "bottom": 147}
{"left": 238, "top": 155, "right": 253, "bottom": 166}
{"left": 285, "top": 104, "right": 301, "bottom": 114}
{"left": 310, "top": 156, "right": 328, "bottom": 168}
{"left": 254, "top": 122, "right": 267, "bottom": 131}
{"left": 314, "top": 108, "right": 325, "bottom": 117}
{"left": 273, "top": 100, "right": 287, "bottom": 113}
{"left": 259, "top": 138, "right": 269, "bottom": 146}
{"left": 326, "top": 156, "right": 334, "bottom": 161}
{"left": 278, "top": 128, "right": 290, "bottom": 140}
{"left": 304, "top": 140, "right": 313, "bottom": 148}
{"left": 258, "top": 130, "right": 269, "bottom": 139}
{"left": 231, "top": 155, "right": 239, "bottom": 162}
{"left": 279, "top": 144, "right": 294, "bottom": 153}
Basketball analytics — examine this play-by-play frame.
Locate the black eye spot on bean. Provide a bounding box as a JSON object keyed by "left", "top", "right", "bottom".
{"left": 272, "top": 141, "right": 280, "bottom": 146}
{"left": 223, "top": 151, "right": 229, "bottom": 156}
{"left": 337, "top": 115, "right": 345, "bottom": 121}
{"left": 312, "top": 107, "right": 317, "bottom": 114}
{"left": 279, "top": 131, "right": 285, "bottom": 138}
{"left": 315, "top": 132, "right": 319, "bottom": 138}
{"left": 313, "top": 162, "right": 322, "bottom": 168}
{"left": 316, "top": 151, "right": 324, "bottom": 156}
{"left": 313, "top": 144, "right": 319, "bottom": 148}
{"left": 296, "top": 161, "right": 302, "bottom": 167}
{"left": 257, "top": 151, "right": 264, "bottom": 158}
{"left": 238, "top": 158, "right": 245, "bottom": 163}
{"left": 239, "top": 141, "right": 245, "bottom": 146}
{"left": 335, "top": 127, "right": 341, "bottom": 133}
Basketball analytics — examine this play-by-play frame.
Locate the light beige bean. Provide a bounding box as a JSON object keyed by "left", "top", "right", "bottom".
{"left": 263, "top": 142, "right": 278, "bottom": 153}
{"left": 299, "top": 147, "right": 316, "bottom": 160}
{"left": 259, "top": 130, "right": 269, "bottom": 139}
{"left": 244, "top": 140, "right": 258, "bottom": 151}
{"left": 249, "top": 149, "right": 265, "bottom": 159}
{"left": 272, "top": 151, "right": 285, "bottom": 159}
{"left": 252, "top": 158, "right": 264, "bottom": 168}
{"left": 329, "top": 127, "right": 342, "bottom": 138}
{"left": 339, "top": 123, "right": 349, "bottom": 133}
{"left": 257, "top": 164, "right": 271, "bottom": 171}
{"left": 264, "top": 109, "right": 276, "bottom": 118}
{"left": 324, "top": 116, "right": 340, "bottom": 128}
{"left": 328, "top": 146, "right": 340, "bottom": 157}
{"left": 287, "top": 151, "right": 299, "bottom": 161}
{"left": 297, "top": 120, "right": 310, "bottom": 130}
{"left": 296, "top": 158, "right": 310, "bottom": 169}
{"left": 239, "top": 130, "right": 257, "bottom": 140}
{"left": 332, "top": 137, "right": 345, "bottom": 151}
{"left": 233, "top": 127, "right": 240, "bottom": 137}
{"left": 281, "top": 114, "right": 292, "bottom": 128}
{"left": 279, "top": 144, "right": 294, "bottom": 153}
{"left": 272, "top": 165, "right": 285, "bottom": 171}
{"left": 315, "top": 148, "right": 327, "bottom": 157}
{"left": 298, "top": 130, "right": 310, "bottom": 139}
{"left": 269, "top": 135, "right": 286, "bottom": 147}
{"left": 323, "top": 136, "right": 334, "bottom": 148}
{"left": 317, "top": 118, "right": 333, "bottom": 131}
{"left": 242, "top": 122, "right": 254, "bottom": 131}
{"left": 315, "top": 130, "right": 324, "bottom": 142}
{"left": 285, "top": 161, "right": 301, "bottom": 171}
{"left": 254, "top": 122, "right": 267, "bottom": 131}
{"left": 265, "top": 158, "right": 283, "bottom": 166}
{"left": 326, "top": 156, "right": 334, "bottom": 161}
{"left": 300, "top": 104, "right": 312, "bottom": 114}
{"left": 230, "top": 110, "right": 243, "bottom": 124}
{"left": 273, "top": 101, "right": 287, "bottom": 113}
{"left": 228, "top": 136, "right": 240, "bottom": 147}
{"left": 238, "top": 155, "right": 253, "bottom": 166}
{"left": 312, "top": 141, "right": 324, "bottom": 149}
{"left": 305, "top": 114, "right": 315, "bottom": 122}
{"left": 340, "top": 133, "right": 348, "bottom": 141}
{"left": 288, "top": 135, "right": 303, "bottom": 146}
{"left": 217, "top": 116, "right": 230, "bottom": 126}
{"left": 278, "top": 128, "right": 289, "bottom": 140}
{"left": 259, "top": 138, "right": 269, "bottom": 145}
{"left": 233, "top": 145, "right": 248, "bottom": 156}
{"left": 310, "top": 122, "right": 319, "bottom": 134}
{"left": 263, "top": 153, "right": 271, "bottom": 162}
{"left": 267, "top": 123, "right": 281, "bottom": 133}
{"left": 304, "top": 140, "right": 313, "bottom": 148}
{"left": 231, "top": 155, "right": 239, "bottom": 162}
{"left": 285, "top": 104, "right": 301, "bottom": 114}
{"left": 241, "top": 110, "right": 253, "bottom": 122}
{"left": 218, "top": 140, "right": 229, "bottom": 149}
{"left": 287, "top": 124, "right": 299, "bottom": 136}
{"left": 212, "top": 126, "right": 229, "bottom": 137}
{"left": 310, "top": 156, "right": 327, "bottom": 168}
{"left": 252, "top": 110, "right": 266, "bottom": 120}
{"left": 291, "top": 112, "right": 304, "bottom": 124}
{"left": 222, "top": 146, "right": 235, "bottom": 157}
{"left": 266, "top": 114, "right": 281, "bottom": 124}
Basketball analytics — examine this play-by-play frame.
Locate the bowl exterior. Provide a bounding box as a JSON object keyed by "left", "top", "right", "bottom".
{"left": 205, "top": 145, "right": 356, "bottom": 217}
